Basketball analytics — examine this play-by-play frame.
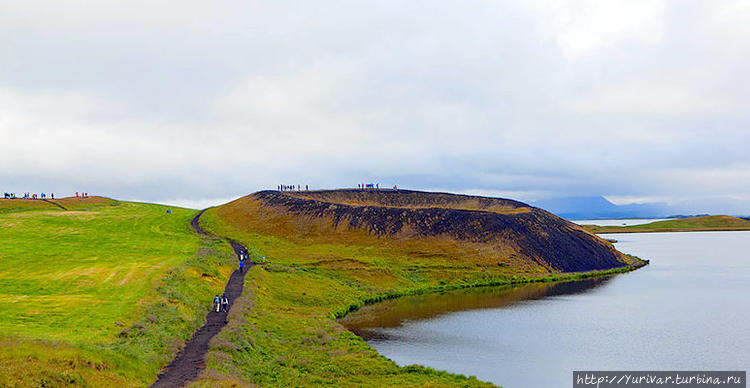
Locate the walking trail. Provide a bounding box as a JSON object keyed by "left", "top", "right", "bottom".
{"left": 41, "top": 199, "right": 67, "bottom": 210}
{"left": 150, "top": 210, "right": 251, "bottom": 388}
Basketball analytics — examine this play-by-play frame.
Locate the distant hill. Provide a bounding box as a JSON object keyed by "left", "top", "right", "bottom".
{"left": 583, "top": 215, "right": 750, "bottom": 233}
{"left": 533, "top": 195, "right": 750, "bottom": 220}
{"left": 532, "top": 196, "right": 666, "bottom": 220}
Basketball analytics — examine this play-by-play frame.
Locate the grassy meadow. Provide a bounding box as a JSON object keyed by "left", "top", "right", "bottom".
{"left": 0, "top": 198, "right": 236, "bottom": 387}
{"left": 583, "top": 215, "right": 750, "bottom": 234}
{"left": 191, "top": 197, "right": 644, "bottom": 387}
{"left": 0, "top": 194, "right": 645, "bottom": 387}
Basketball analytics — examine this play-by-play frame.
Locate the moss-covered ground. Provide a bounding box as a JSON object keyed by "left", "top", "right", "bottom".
{"left": 0, "top": 198, "right": 236, "bottom": 387}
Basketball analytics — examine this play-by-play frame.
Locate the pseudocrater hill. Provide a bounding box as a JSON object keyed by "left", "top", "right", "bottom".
{"left": 219, "top": 189, "right": 637, "bottom": 273}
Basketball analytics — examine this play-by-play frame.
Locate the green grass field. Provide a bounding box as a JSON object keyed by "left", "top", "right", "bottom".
{"left": 0, "top": 198, "right": 235, "bottom": 387}
{"left": 583, "top": 215, "right": 750, "bottom": 234}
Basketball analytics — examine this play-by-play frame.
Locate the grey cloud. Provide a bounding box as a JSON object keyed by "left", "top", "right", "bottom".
{"left": 1, "top": 1, "right": 749, "bottom": 212}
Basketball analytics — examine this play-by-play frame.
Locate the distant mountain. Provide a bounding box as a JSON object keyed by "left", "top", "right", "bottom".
{"left": 533, "top": 195, "right": 750, "bottom": 220}
{"left": 533, "top": 196, "right": 667, "bottom": 220}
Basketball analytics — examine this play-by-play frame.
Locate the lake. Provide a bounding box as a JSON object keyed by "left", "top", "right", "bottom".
{"left": 339, "top": 231, "right": 750, "bottom": 388}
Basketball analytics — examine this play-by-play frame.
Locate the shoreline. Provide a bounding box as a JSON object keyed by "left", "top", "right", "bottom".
{"left": 334, "top": 259, "right": 648, "bottom": 320}
{"left": 328, "top": 260, "right": 648, "bottom": 387}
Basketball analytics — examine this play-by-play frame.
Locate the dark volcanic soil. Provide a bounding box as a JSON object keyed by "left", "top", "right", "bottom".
{"left": 150, "top": 210, "right": 250, "bottom": 388}
{"left": 254, "top": 189, "right": 627, "bottom": 272}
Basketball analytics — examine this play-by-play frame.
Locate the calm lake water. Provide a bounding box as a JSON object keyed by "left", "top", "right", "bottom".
{"left": 340, "top": 231, "right": 750, "bottom": 388}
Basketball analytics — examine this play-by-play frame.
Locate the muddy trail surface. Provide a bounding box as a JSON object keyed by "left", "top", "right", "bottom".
{"left": 150, "top": 210, "right": 251, "bottom": 388}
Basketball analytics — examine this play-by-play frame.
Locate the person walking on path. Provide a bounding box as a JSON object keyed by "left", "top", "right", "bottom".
{"left": 213, "top": 295, "right": 221, "bottom": 313}
{"left": 221, "top": 294, "right": 229, "bottom": 312}
{"left": 239, "top": 256, "right": 245, "bottom": 273}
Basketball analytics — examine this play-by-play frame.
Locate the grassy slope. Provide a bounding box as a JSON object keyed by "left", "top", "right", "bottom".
{"left": 0, "top": 198, "right": 236, "bottom": 387}
{"left": 192, "top": 198, "right": 644, "bottom": 387}
{"left": 0, "top": 199, "right": 59, "bottom": 214}
{"left": 583, "top": 215, "right": 750, "bottom": 234}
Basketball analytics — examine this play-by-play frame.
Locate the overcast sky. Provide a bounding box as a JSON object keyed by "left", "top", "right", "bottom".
{"left": 1, "top": 1, "right": 749, "bottom": 210}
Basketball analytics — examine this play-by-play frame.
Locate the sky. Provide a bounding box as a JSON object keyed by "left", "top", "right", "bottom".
{"left": 1, "top": 1, "right": 749, "bottom": 211}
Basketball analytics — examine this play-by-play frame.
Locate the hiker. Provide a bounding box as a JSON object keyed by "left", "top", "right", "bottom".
{"left": 51, "top": 193, "right": 54, "bottom": 199}
{"left": 213, "top": 295, "right": 221, "bottom": 312}
{"left": 221, "top": 294, "right": 229, "bottom": 312}
{"left": 239, "top": 257, "right": 245, "bottom": 273}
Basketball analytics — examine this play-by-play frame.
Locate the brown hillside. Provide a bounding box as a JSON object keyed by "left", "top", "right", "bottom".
{"left": 215, "top": 189, "right": 633, "bottom": 273}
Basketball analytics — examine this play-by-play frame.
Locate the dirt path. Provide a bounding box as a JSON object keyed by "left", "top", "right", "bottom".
{"left": 41, "top": 199, "right": 67, "bottom": 210}
{"left": 150, "top": 210, "right": 251, "bottom": 388}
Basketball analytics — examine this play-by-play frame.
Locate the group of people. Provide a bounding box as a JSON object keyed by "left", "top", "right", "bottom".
{"left": 278, "top": 184, "right": 308, "bottom": 191}
{"left": 276, "top": 184, "right": 400, "bottom": 192}
{"left": 238, "top": 248, "right": 248, "bottom": 273}
{"left": 3, "top": 192, "right": 54, "bottom": 199}
{"left": 2, "top": 191, "right": 93, "bottom": 200}
{"left": 359, "top": 184, "right": 398, "bottom": 190}
{"left": 212, "top": 249, "right": 270, "bottom": 313}
{"left": 236, "top": 248, "right": 267, "bottom": 273}
{"left": 213, "top": 294, "right": 229, "bottom": 313}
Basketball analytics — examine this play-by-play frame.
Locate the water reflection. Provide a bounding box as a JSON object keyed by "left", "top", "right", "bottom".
{"left": 336, "top": 232, "right": 750, "bottom": 388}
{"left": 340, "top": 277, "right": 613, "bottom": 341}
